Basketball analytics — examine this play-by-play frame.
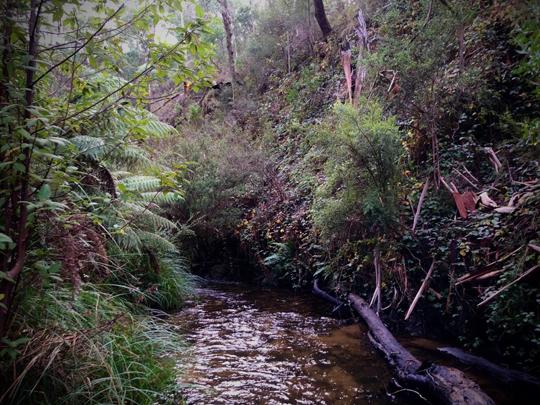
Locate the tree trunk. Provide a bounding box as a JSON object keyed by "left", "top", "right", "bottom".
{"left": 0, "top": 0, "right": 40, "bottom": 338}
{"left": 218, "top": 0, "right": 237, "bottom": 102}
{"left": 348, "top": 293, "right": 494, "bottom": 404}
{"left": 313, "top": 0, "right": 332, "bottom": 39}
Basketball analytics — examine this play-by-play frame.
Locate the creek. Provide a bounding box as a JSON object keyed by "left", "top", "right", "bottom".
{"left": 168, "top": 283, "right": 524, "bottom": 404}
{"left": 170, "top": 284, "right": 394, "bottom": 404}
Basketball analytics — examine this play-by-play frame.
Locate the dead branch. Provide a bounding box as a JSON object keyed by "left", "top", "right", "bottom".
{"left": 452, "top": 168, "right": 479, "bottom": 190}
{"left": 312, "top": 279, "right": 342, "bottom": 307}
{"left": 369, "top": 248, "right": 382, "bottom": 313}
{"left": 438, "top": 347, "right": 540, "bottom": 391}
{"left": 484, "top": 147, "right": 503, "bottom": 173}
{"left": 412, "top": 177, "right": 430, "bottom": 232}
{"left": 460, "top": 164, "right": 480, "bottom": 183}
{"left": 405, "top": 259, "right": 436, "bottom": 320}
{"left": 478, "top": 265, "right": 540, "bottom": 307}
{"left": 353, "top": 8, "right": 368, "bottom": 105}
{"left": 341, "top": 49, "right": 353, "bottom": 103}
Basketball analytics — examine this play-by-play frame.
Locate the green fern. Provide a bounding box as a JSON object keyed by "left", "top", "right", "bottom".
{"left": 137, "top": 231, "right": 179, "bottom": 254}
{"left": 140, "top": 113, "right": 178, "bottom": 138}
{"left": 139, "top": 191, "right": 184, "bottom": 204}
{"left": 119, "top": 176, "right": 162, "bottom": 193}
{"left": 71, "top": 135, "right": 107, "bottom": 160}
{"left": 109, "top": 145, "right": 151, "bottom": 169}
{"left": 122, "top": 202, "right": 178, "bottom": 231}
{"left": 116, "top": 227, "right": 143, "bottom": 252}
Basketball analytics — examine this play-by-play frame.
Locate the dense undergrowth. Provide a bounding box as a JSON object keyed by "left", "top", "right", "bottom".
{"left": 0, "top": 1, "right": 212, "bottom": 403}
{"left": 1, "top": 0, "right": 539, "bottom": 403}
{"left": 174, "top": 0, "right": 539, "bottom": 373}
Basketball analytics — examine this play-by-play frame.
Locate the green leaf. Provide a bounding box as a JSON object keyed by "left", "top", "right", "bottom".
{"left": 37, "top": 184, "right": 51, "bottom": 201}
{"left": 195, "top": 4, "right": 204, "bottom": 18}
{"left": 0, "top": 233, "right": 13, "bottom": 244}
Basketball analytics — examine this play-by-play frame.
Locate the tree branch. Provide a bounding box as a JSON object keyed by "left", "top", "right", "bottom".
{"left": 31, "top": 3, "right": 125, "bottom": 86}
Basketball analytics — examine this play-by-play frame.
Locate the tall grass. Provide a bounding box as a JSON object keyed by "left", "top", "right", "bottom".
{"left": 0, "top": 285, "right": 184, "bottom": 405}
{"left": 144, "top": 255, "right": 195, "bottom": 310}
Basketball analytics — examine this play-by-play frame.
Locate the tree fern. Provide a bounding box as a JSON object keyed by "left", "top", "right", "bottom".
{"left": 109, "top": 145, "right": 151, "bottom": 169}
{"left": 121, "top": 202, "right": 178, "bottom": 231}
{"left": 139, "top": 113, "right": 178, "bottom": 138}
{"left": 115, "top": 227, "right": 143, "bottom": 252}
{"left": 71, "top": 135, "right": 107, "bottom": 160}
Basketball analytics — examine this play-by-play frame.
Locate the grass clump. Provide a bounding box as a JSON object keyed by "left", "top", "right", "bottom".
{"left": 1, "top": 285, "right": 183, "bottom": 405}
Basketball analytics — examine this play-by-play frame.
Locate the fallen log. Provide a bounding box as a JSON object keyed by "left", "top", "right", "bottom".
{"left": 312, "top": 279, "right": 342, "bottom": 307}
{"left": 348, "top": 293, "right": 494, "bottom": 404}
{"left": 438, "top": 346, "right": 540, "bottom": 391}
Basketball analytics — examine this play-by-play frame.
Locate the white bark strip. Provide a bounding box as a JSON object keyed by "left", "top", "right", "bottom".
{"left": 404, "top": 259, "right": 435, "bottom": 320}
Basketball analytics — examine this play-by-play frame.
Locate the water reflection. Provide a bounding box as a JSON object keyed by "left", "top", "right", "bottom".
{"left": 171, "top": 285, "right": 393, "bottom": 404}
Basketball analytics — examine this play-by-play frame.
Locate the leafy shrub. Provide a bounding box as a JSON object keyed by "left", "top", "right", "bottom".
{"left": 157, "top": 121, "right": 266, "bottom": 249}
{"left": 311, "top": 101, "right": 403, "bottom": 243}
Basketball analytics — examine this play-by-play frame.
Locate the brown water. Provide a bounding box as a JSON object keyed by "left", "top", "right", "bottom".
{"left": 171, "top": 284, "right": 394, "bottom": 404}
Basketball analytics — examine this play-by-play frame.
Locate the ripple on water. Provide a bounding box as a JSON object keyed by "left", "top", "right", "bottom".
{"left": 171, "top": 286, "right": 392, "bottom": 404}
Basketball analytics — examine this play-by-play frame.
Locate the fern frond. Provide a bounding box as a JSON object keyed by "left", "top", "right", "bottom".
{"left": 139, "top": 191, "right": 184, "bottom": 205}
{"left": 111, "top": 171, "right": 132, "bottom": 179}
{"left": 109, "top": 145, "right": 151, "bottom": 169}
{"left": 71, "top": 135, "right": 107, "bottom": 160}
{"left": 137, "top": 231, "right": 178, "bottom": 254}
{"left": 115, "top": 227, "right": 143, "bottom": 252}
{"left": 161, "top": 253, "right": 190, "bottom": 273}
{"left": 119, "top": 176, "right": 161, "bottom": 192}
{"left": 122, "top": 202, "right": 178, "bottom": 231}
{"left": 140, "top": 114, "right": 178, "bottom": 138}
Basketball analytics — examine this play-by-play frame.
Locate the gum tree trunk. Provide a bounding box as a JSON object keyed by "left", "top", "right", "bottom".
{"left": 218, "top": 0, "right": 237, "bottom": 102}
{"left": 313, "top": 0, "right": 332, "bottom": 39}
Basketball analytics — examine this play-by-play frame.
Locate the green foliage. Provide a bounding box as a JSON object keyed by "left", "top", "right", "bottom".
{"left": 240, "top": 0, "right": 313, "bottom": 88}
{"left": 483, "top": 270, "right": 540, "bottom": 370}
{"left": 1, "top": 285, "right": 182, "bottom": 404}
{"left": 311, "top": 101, "right": 403, "bottom": 242}
{"left": 235, "top": 0, "right": 540, "bottom": 373}
{"left": 512, "top": 6, "right": 540, "bottom": 143}
{"left": 0, "top": 0, "right": 217, "bottom": 402}
{"left": 263, "top": 242, "right": 295, "bottom": 278}
{"left": 513, "top": 6, "right": 540, "bottom": 99}
{"left": 161, "top": 121, "right": 265, "bottom": 236}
